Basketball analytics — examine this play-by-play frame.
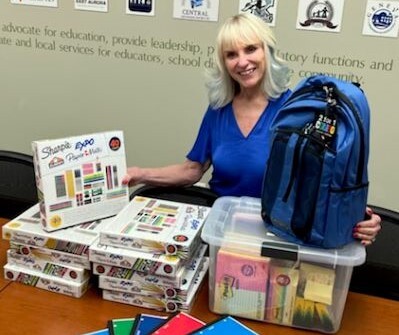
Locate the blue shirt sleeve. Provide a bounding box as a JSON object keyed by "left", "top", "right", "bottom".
{"left": 186, "top": 106, "right": 214, "bottom": 164}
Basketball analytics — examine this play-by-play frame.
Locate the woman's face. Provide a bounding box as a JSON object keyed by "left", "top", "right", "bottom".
{"left": 223, "top": 41, "right": 266, "bottom": 91}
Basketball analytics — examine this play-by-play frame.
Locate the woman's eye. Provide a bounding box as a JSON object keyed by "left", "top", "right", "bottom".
{"left": 246, "top": 45, "right": 257, "bottom": 53}
{"left": 225, "top": 52, "right": 236, "bottom": 59}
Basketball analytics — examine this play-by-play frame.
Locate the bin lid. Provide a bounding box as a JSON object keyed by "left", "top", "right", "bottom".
{"left": 201, "top": 196, "right": 366, "bottom": 267}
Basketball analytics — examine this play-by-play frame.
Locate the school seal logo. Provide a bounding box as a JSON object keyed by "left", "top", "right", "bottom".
{"left": 300, "top": 0, "right": 337, "bottom": 29}
{"left": 367, "top": 3, "right": 399, "bottom": 33}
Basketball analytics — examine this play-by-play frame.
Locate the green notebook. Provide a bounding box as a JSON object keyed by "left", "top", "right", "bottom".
{"left": 107, "top": 318, "right": 135, "bottom": 335}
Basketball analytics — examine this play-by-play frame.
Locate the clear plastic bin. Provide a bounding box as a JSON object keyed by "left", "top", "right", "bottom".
{"left": 201, "top": 196, "right": 365, "bottom": 333}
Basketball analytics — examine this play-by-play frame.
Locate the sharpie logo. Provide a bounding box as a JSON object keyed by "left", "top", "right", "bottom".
{"left": 58, "top": 257, "right": 72, "bottom": 264}
{"left": 40, "top": 141, "right": 72, "bottom": 159}
{"left": 22, "top": 257, "right": 35, "bottom": 265}
{"left": 109, "top": 254, "right": 123, "bottom": 260}
{"left": 48, "top": 285, "right": 61, "bottom": 292}
{"left": 75, "top": 138, "right": 95, "bottom": 151}
{"left": 33, "top": 236, "right": 45, "bottom": 243}
{"left": 121, "top": 237, "right": 134, "bottom": 243}
{"left": 120, "top": 281, "right": 133, "bottom": 287}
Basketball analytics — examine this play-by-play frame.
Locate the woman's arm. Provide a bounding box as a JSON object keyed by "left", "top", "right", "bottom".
{"left": 121, "top": 159, "right": 210, "bottom": 188}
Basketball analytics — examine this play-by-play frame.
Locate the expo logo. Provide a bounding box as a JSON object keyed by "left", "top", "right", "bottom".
{"left": 75, "top": 138, "right": 95, "bottom": 151}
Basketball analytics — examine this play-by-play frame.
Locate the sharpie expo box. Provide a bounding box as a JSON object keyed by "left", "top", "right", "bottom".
{"left": 32, "top": 130, "right": 129, "bottom": 231}
{"left": 201, "top": 197, "right": 366, "bottom": 334}
{"left": 2, "top": 204, "right": 113, "bottom": 257}
{"left": 100, "top": 196, "right": 210, "bottom": 258}
{"left": 102, "top": 259, "right": 208, "bottom": 313}
{"left": 4, "top": 263, "right": 89, "bottom": 298}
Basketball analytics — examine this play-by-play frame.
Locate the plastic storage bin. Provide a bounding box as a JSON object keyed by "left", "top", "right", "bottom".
{"left": 201, "top": 196, "right": 366, "bottom": 333}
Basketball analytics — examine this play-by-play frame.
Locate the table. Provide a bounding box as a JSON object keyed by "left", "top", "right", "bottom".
{"left": 0, "top": 217, "right": 398, "bottom": 335}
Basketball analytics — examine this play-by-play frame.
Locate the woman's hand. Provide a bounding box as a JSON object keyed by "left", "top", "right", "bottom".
{"left": 353, "top": 207, "right": 382, "bottom": 246}
{"left": 121, "top": 166, "right": 144, "bottom": 187}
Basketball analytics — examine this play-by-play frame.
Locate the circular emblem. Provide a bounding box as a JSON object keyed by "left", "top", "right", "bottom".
{"left": 163, "top": 264, "right": 173, "bottom": 274}
{"left": 49, "top": 215, "right": 62, "bottom": 228}
{"left": 307, "top": 0, "right": 334, "bottom": 22}
{"left": 276, "top": 274, "right": 291, "bottom": 286}
{"left": 165, "top": 244, "right": 177, "bottom": 255}
{"left": 45, "top": 238, "right": 57, "bottom": 249}
{"left": 165, "top": 288, "right": 177, "bottom": 298}
{"left": 173, "top": 235, "right": 188, "bottom": 242}
{"left": 241, "top": 264, "right": 255, "bottom": 277}
{"left": 6, "top": 271, "right": 14, "bottom": 280}
{"left": 166, "top": 302, "right": 178, "bottom": 312}
{"left": 370, "top": 9, "right": 395, "bottom": 32}
{"left": 7, "top": 222, "right": 21, "bottom": 229}
{"left": 109, "top": 137, "right": 121, "bottom": 151}
{"left": 96, "top": 265, "right": 105, "bottom": 274}
{"left": 69, "top": 271, "right": 78, "bottom": 279}
{"left": 21, "top": 246, "right": 30, "bottom": 255}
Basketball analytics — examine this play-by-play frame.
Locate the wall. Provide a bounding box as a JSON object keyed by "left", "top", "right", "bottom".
{"left": 0, "top": 0, "right": 398, "bottom": 211}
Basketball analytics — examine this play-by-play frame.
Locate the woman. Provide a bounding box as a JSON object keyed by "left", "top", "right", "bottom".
{"left": 122, "top": 13, "right": 381, "bottom": 245}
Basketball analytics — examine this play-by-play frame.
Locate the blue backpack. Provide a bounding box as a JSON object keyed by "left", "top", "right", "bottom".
{"left": 261, "top": 75, "right": 370, "bottom": 248}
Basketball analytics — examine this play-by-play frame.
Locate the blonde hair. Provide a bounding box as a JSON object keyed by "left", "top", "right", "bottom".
{"left": 206, "top": 13, "right": 291, "bottom": 108}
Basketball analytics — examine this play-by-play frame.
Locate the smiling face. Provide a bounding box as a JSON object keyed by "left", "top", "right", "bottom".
{"left": 223, "top": 41, "right": 266, "bottom": 92}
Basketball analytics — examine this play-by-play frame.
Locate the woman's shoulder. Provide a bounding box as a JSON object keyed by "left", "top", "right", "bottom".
{"left": 269, "top": 89, "right": 292, "bottom": 109}
{"left": 205, "top": 102, "right": 233, "bottom": 117}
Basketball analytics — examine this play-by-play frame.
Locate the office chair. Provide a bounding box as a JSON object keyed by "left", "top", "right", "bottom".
{"left": 0, "top": 150, "right": 38, "bottom": 219}
{"left": 130, "top": 184, "right": 218, "bottom": 207}
{"left": 350, "top": 205, "right": 399, "bottom": 301}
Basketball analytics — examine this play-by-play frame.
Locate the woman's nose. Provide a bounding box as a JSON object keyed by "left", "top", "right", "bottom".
{"left": 236, "top": 54, "right": 248, "bottom": 67}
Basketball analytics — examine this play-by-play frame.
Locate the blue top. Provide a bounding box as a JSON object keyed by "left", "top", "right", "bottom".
{"left": 187, "top": 90, "right": 291, "bottom": 197}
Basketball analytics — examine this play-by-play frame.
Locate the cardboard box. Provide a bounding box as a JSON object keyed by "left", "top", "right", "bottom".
{"left": 2, "top": 204, "right": 113, "bottom": 256}
{"left": 102, "top": 259, "right": 208, "bottom": 313}
{"left": 201, "top": 196, "right": 366, "bottom": 334}
{"left": 4, "top": 263, "right": 90, "bottom": 298}
{"left": 97, "top": 244, "right": 207, "bottom": 297}
{"left": 32, "top": 131, "right": 129, "bottom": 231}
{"left": 7, "top": 249, "right": 89, "bottom": 283}
{"left": 99, "top": 196, "right": 210, "bottom": 258}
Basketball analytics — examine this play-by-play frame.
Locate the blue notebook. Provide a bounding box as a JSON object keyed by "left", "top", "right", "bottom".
{"left": 130, "top": 314, "right": 167, "bottom": 335}
{"left": 187, "top": 316, "right": 259, "bottom": 335}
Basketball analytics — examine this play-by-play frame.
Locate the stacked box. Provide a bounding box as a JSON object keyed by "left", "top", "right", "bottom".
{"left": 201, "top": 196, "right": 366, "bottom": 334}
{"left": 2, "top": 204, "right": 113, "bottom": 298}
{"left": 32, "top": 130, "right": 129, "bottom": 231}
{"left": 99, "top": 196, "right": 209, "bottom": 258}
{"left": 90, "top": 196, "right": 211, "bottom": 312}
{"left": 4, "top": 263, "right": 90, "bottom": 298}
{"left": 97, "top": 244, "right": 208, "bottom": 299}
{"left": 102, "top": 258, "right": 209, "bottom": 313}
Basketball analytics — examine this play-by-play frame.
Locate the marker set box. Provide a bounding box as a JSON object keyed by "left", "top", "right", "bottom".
{"left": 32, "top": 130, "right": 129, "bottom": 232}
{"left": 9, "top": 242, "right": 92, "bottom": 270}
{"left": 102, "top": 258, "right": 209, "bottom": 313}
{"left": 2, "top": 204, "right": 113, "bottom": 256}
{"left": 2, "top": 204, "right": 112, "bottom": 298}
{"left": 97, "top": 244, "right": 208, "bottom": 298}
{"left": 4, "top": 263, "right": 90, "bottom": 298}
{"left": 6, "top": 249, "right": 90, "bottom": 283}
{"left": 99, "top": 196, "right": 210, "bottom": 258}
{"left": 89, "top": 240, "right": 183, "bottom": 278}
{"left": 92, "top": 243, "right": 207, "bottom": 289}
